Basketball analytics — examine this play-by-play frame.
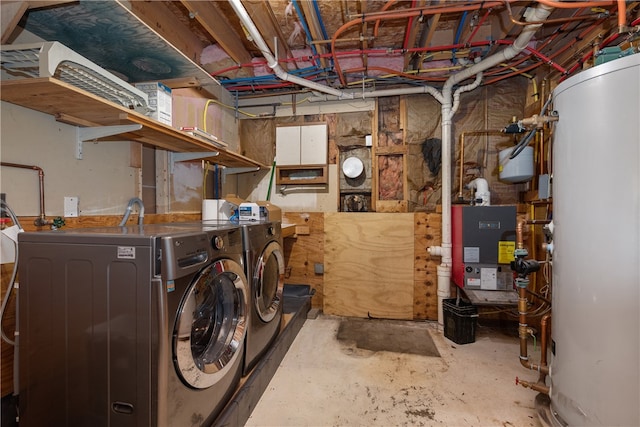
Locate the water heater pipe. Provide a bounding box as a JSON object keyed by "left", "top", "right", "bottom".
{"left": 516, "top": 313, "right": 551, "bottom": 395}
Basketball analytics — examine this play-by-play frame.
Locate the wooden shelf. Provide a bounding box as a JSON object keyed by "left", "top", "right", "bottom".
{"left": 0, "top": 77, "right": 268, "bottom": 169}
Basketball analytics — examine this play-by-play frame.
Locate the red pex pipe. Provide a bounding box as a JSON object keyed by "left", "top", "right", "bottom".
{"left": 332, "top": 1, "right": 505, "bottom": 86}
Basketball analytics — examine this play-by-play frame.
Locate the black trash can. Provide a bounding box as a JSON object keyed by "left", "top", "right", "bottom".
{"left": 443, "top": 298, "right": 478, "bottom": 344}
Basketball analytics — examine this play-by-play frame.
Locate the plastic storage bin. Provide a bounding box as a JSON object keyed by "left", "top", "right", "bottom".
{"left": 443, "top": 298, "right": 478, "bottom": 344}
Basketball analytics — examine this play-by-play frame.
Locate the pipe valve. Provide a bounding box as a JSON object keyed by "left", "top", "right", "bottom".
{"left": 510, "top": 257, "right": 540, "bottom": 278}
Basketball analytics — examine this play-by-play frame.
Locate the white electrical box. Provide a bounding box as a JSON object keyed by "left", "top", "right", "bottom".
{"left": 64, "top": 196, "right": 79, "bottom": 217}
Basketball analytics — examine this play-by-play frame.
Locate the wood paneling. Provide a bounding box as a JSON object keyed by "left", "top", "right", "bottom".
{"left": 413, "top": 212, "right": 441, "bottom": 320}
{"left": 282, "top": 212, "right": 324, "bottom": 310}
{"left": 324, "top": 212, "right": 414, "bottom": 320}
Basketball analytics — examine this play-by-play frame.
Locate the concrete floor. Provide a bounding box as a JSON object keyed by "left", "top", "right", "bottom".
{"left": 246, "top": 315, "right": 543, "bottom": 427}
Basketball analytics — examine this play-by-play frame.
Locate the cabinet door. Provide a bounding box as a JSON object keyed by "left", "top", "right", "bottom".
{"left": 275, "top": 126, "right": 301, "bottom": 165}
{"left": 300, "top": 124, "right": 327, "bottom": 164}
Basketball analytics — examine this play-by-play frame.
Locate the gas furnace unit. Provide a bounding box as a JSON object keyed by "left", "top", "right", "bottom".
{"left": 452, "top": 205, "right": 517, "bottom": 291}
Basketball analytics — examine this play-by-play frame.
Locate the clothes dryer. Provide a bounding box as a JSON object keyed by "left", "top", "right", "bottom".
{"left": 18, "top": 223, "right": 248, "bottom": 427}
{"left": 238, "top": 221, "right": 285, "bottom": 375}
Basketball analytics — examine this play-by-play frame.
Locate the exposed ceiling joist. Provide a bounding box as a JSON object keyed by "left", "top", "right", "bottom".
{"left": 299, "top": 0, "right": 328, "bottom": 69}
{"left": 242, "top": 0, "right": 292, "bottom": 64}
{"left": 180, "top": 0, "right": 253, "bottom": 65}
{"left": 404, "top": 1, "right": 425, "bottom": 70}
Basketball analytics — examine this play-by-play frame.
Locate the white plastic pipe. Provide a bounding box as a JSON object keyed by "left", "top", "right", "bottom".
{"left": 430, "top": 3, "right": 552, "bottom": 326}
{"left": 229, "top": 0, "right": 353, "bottom": 99}
{"left": 231, "top": 0, "right": 553, "bottom": 326}
{"left": 467, "top": 177, "right": 491, "bottom": 206}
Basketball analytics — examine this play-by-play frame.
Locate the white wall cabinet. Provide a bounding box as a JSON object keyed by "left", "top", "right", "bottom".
{"left": 275, "top": 123, "right": 327, "bottom": 166}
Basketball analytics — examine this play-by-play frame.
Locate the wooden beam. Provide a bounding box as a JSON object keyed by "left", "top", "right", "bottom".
{"left": 489, "top": 4, "right": 525, "bottom": 56}
{"left": 124, "top": 1, "right": 206, "bottom": 65}
{"left": 413, "top": 10, "right": 441, "bottom": 70}
{"left": 242, "top": 0, "right": 292, "bottom": 63}
{"left": 299, "top": 0, "right": 327, "bottom": 68}
{"left": 404, "top": 0, "right": 425, "bottom": 69}
{"left": 360, "top": 0, "right": 369, "bottom": 71}
{"left": 180, "top": 0, "right": 253, "bottom": 65}
{"left": 553, "top": 27, "right": 611, "bottom": 71}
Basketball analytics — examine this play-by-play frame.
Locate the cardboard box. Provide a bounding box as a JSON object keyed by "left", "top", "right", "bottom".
{"left": 134, "top": 81, "right": 172, "bottom": 126}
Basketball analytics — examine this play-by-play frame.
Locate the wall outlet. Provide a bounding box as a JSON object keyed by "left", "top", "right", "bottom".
{"left": 64, "top": 196, "right": 79, "bottom": 217}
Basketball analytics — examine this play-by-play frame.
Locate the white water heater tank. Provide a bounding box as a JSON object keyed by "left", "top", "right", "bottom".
{"left": 550, "top": 53, "right": 639, "bottom": 426}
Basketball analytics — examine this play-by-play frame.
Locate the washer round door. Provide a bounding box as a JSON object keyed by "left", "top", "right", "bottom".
{"left": 254, "top": 241, "right": 285, "bottom": 322}
{"left": 174, "top": 258, "right": 248, "bottom": 389}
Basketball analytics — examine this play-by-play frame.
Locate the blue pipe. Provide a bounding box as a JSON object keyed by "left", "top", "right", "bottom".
{"left": 221, "top": 65, "right": 327, "bottom": 84}
{"left": 452, "top": 11, "right": 468, "bottom": 65}
{"left": 312, "top": 0, "right": 329, "bottom": 41}
{"left": 214, "top": 164, "right": 219, "bottom": 199}
{"left": 221, "top": 67, "right": 333, "bottom": 88}
{"left": 292, "top": 0, "right": 320, "bottom": 67}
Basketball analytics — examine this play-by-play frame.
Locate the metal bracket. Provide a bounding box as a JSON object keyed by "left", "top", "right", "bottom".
{"left": 169, "top": 154, "right": 260, "bottom": 175}
{"left": 224, "top": 167, "right": 259, "bottom": 176}
{"left": 169, "top": 151, "right": 219, "bottom": 172}
{"left": 76, "top": 124, "right": 142, "bottom": 160}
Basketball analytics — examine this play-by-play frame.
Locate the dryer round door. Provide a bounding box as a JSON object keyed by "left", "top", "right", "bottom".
{"left": 254, "top": 241, "right": 285, "bottom": 322}
{"left": 173, "top": 258, "right": 248, "bottom": 389}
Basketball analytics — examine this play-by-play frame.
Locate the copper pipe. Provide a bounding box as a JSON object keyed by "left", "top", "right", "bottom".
{"left": 516, "top": 377, "right": 550, "bottom": 394}
{"left": 617, "top": 0, "right": 628, "bottom": 32}
{"left": 517, "top": 283, "right": 550, "bottom": 377}
{"left": 538, "top": 313, "right": 551, "bottom": 383}
{"left": 1, "top": 162, "right": 49, "bottom": 226}
{"left": 535, "top": 0, "right": 615, "bottom": 8}
{"left": 516, "top": 218, "right": 526, "bottom": 250}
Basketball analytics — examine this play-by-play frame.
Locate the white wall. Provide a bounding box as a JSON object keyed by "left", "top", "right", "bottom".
{"left": 0, "top": 102, "right": 137, "bottom": 217}
{"left": 240, "top": 164, "right": 339, "bottom": 212}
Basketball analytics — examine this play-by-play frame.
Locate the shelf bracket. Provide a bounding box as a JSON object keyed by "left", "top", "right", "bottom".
{"left": 76, "top": 124, "right": 142, "bottom": 160}
{"left": 224, "top": 167, "right": 259, "bottom": 176}
{"left": 169, "top": 151, "right": 219, "bottom": 172}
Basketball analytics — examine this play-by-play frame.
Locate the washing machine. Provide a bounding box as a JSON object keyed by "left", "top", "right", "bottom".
{"left": 17, "top": 222, "right": 248, "bottom": 427}
{"left": 236, "top": 221, "right": 285, "bottom": 375}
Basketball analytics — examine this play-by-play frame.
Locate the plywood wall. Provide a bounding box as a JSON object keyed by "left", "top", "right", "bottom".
{"left": 280, "top": 211, "right": 441, "bottom": 320}
{"left": 324, "top": 212, "right": 415, "bottom": 320}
